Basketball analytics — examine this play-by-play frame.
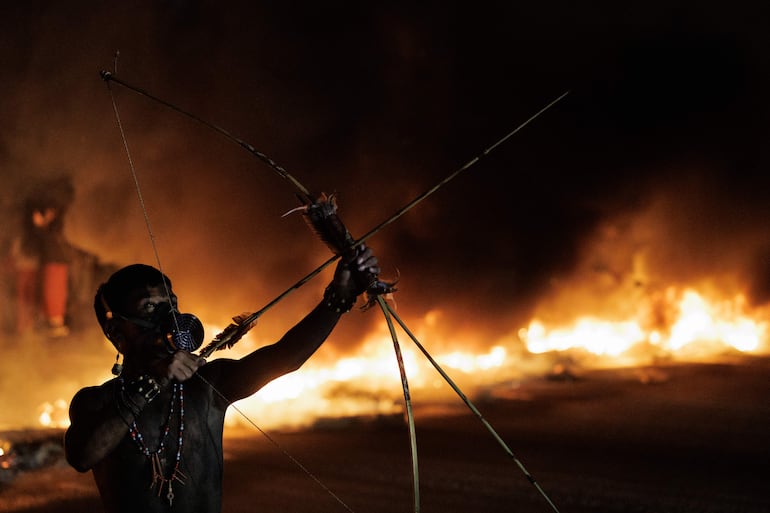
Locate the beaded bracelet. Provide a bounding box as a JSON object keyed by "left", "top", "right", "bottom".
{"left": 323, "top": 285, "right": 355, "bottom": 314}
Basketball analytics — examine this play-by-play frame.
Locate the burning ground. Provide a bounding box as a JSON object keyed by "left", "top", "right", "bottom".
{"left": 2, "top": 357, "right": 769, "bottom": 512}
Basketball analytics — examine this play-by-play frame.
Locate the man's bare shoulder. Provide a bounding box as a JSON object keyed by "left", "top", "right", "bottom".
{"left": 70, "top": 380, "right": 115, "bottom": 409}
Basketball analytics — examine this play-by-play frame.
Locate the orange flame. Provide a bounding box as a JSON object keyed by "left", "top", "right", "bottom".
{"left": 35, "top": 287, "right": 770, "bottom": 431}
{"left": 37, "top": 399, "right": 71, "bottom": 428}
{"left": 520, "top": 287, "right": 768, "bottom": 362}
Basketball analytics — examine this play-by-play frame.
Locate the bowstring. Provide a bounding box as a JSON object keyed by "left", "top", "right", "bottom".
{"left": 195, "top": 373, "right": 357, "bottom": 513}
{"left": 105, "top": 79, "right": 175, "bottom": 309}
{"left": 104, "top": 67, "right": 357, "bottom": 513}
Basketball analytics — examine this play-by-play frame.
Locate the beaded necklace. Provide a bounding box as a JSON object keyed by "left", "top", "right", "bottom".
{"left": 122, "top": 379, "right": 186, "bottom": 506}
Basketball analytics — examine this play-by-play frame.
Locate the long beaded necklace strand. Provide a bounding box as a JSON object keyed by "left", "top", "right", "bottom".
{"left": 123, "top": 380, "right": 186, "bottom": 506}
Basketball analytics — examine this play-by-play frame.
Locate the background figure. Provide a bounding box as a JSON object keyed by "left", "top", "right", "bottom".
{"left": 11, "top": 175, "right": 75, "bottom": 337}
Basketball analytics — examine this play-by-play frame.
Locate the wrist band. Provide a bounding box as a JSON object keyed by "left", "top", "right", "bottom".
{"left": 323, "top": 285, "right": 355, "bottom": 314}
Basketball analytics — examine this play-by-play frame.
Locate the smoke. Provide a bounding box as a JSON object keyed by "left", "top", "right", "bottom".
{"left": 0, "top": 2, "right": 768, "bottom": 427}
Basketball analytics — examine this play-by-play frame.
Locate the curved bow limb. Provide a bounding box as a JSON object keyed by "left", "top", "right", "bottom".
{"left": 377, "top": 295, "right": 420, "bottom": 513}
{"left": 100, "top": 70, "right": 315, "bottom": 204}
{"left": 384, "top": 303, "right": 562, "bottom": 513}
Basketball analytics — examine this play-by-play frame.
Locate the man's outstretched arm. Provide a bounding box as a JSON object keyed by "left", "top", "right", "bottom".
{"left": 208, "top": 245, "right": 379, "bottom": 402}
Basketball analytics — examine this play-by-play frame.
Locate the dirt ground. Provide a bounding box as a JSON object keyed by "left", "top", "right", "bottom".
{"left": 1, "top": 357, "right": 768, "bottom": 513}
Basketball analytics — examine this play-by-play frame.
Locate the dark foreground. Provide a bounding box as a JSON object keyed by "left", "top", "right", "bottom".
{"left": 1, "top": 358, "right": 769, "bottom": 513}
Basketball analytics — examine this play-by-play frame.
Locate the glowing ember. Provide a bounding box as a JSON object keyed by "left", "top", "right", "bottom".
{"left": 1, "top": 438, "right": 12, "bottom": 469}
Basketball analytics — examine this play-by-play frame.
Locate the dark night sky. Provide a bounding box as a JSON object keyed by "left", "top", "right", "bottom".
{"left": 1, "top": 1, "right": 769, "bottom": 351}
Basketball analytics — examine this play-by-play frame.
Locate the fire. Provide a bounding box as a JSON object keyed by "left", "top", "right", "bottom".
{"left": 32, "top": 292, "right": 770, "bottom": 431}
{"left": 520, "top": 287, "right": 768, "bottom": 361}
{"left": 37, "top": 399, "right": 70, "bottom": 428}
{"left": 223, "top": 332, "right": 420, "bottom": 430}
{"left": 521, "top": 319, "right": 646, "bottom": 356}
{"left": 439, "top": 346, "right": 507, "bottom": 372}
{"left": 221, "top": 325, "right": 513, "bottom": 430}
{"left": 668, "top": 290, "right": 763, "bottom": 352}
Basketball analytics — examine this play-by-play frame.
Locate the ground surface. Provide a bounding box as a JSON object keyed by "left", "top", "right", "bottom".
{"left": 1, "top": 358, "right": 768, "bottom": 513}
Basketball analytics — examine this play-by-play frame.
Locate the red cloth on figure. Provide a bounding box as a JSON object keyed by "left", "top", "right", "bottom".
{"left": 42, "top": 262, "right": 68, "bottom": 324}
